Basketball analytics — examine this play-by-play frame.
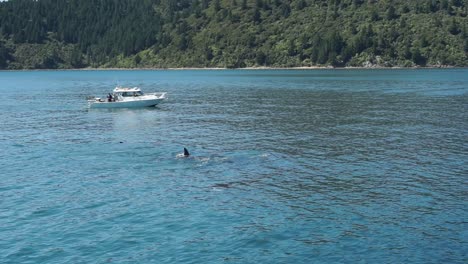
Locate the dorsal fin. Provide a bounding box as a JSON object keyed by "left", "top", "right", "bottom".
{"left": 183, "top": 148, "right": 190, "bottom": 157}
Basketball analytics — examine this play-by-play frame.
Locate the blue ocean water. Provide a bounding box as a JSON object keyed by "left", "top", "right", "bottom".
{"left": 0, "top": 69, "right": 467, "bottom": 263}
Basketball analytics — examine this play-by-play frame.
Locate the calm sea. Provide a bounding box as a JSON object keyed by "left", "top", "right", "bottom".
{"left": 0, "top": 69, "right": 467, "bottom": 263}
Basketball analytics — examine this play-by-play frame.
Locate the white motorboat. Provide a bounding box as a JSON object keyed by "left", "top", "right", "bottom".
{"left": 88, "top": 86, "right": 167, "bottom": 108}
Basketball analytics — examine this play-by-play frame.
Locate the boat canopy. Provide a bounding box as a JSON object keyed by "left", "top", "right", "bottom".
{"left": 113, "top": 86, "right": 141, "bottom": 93}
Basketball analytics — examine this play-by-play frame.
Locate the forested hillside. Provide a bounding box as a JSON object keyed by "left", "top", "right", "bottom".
{"left": 0, "top": 0, "right": 467, "bottom": 69}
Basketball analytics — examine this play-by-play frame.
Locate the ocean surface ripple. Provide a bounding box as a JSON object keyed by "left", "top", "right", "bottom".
{"left": 0, "top": 69, "right": 467, "bottom": 263}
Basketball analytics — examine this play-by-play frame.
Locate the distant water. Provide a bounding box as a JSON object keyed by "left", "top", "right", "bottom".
{"left": 0, "top": 69, "right": 467, "bottom": 263}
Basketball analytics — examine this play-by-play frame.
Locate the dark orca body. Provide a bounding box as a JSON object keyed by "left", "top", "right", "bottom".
{"left": 212, "top": 183, "right": 231, "bottom": 188}
{"left": 183, "top": 148, "right": 190, "bottom": 157}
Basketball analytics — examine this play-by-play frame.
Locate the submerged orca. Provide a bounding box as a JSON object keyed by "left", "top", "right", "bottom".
{"left": 212, "top": 183, "right": 231, "bottom": 188}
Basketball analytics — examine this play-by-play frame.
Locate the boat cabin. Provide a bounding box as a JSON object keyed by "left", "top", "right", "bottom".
{"left": 113, "top": 87, "right": 144, "bottom": 97}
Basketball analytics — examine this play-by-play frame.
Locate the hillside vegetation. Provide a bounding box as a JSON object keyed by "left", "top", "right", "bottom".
{"left": 0, "top": 0, "right": 467, "bottom": 69}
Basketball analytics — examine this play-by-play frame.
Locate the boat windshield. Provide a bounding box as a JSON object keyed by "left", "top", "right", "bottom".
{"left": 120, "top": 91, "right": 144, "bottom": 97}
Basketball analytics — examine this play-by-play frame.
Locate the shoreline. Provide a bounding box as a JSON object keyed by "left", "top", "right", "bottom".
{"left": 0, "top": 65, "right": 463, "bottom": 71}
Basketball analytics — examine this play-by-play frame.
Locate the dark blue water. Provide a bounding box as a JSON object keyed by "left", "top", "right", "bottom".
{"left": 0, "top": 69, "right": 467, "bottom": 263}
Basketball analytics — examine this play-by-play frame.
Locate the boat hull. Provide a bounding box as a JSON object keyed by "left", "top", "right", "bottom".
{"left": 89, "top": 98, "right": 165, "bottom": 108}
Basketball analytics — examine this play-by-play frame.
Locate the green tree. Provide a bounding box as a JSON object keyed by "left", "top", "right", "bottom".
{"left": 449, "top": 18, "right": 461, "bottom": 35}
{"left": 411, "top": 47, "right": 427, "bottom": 65}
{"left": 241, "top": 0, "right": 247, "bottom": 10}
{"left": 0, "top": 0, "right": 466, "bottom": 69}
{"left": 0, "top": 42, "right": 10, "bottom": 69}
{"left": 386, "top": 6, "right": 397, "bottom": 20}
{"left": 253, "top": 8, "right": 261, "bottom": 23}
{"left": 256, "top": 50, "right": 266, "bottom": 65}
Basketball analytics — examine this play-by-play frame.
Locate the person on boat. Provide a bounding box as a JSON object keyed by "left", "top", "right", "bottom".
{"left": 107, "top": 93, "right": 113, "bottom": 102}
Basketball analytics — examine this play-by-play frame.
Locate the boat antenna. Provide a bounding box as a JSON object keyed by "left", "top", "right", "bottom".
{"left": 114, "top": 77, "right": 120, "bottom": 88}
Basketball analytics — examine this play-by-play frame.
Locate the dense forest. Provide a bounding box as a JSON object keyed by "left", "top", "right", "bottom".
{"left": 0, "top": 0, "right": 467, "bottom": 69}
